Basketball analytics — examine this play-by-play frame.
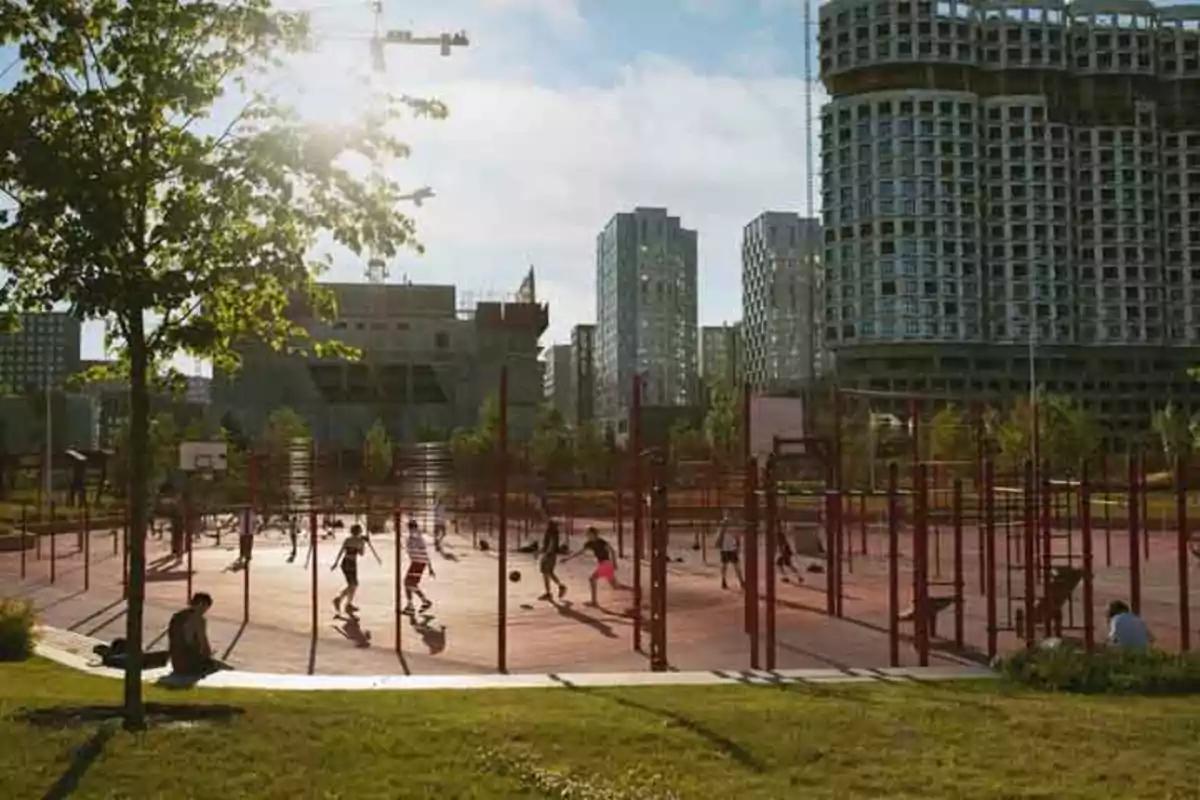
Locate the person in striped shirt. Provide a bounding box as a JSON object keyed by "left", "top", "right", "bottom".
{"left": 403, "top": 518, "right": 436, "bottom": 615}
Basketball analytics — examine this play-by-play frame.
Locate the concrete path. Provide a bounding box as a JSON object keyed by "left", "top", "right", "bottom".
{"left": 33, "top": 624, "right": 997, "bottom": 692}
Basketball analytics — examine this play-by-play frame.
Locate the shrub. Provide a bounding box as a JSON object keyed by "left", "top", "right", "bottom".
{"left": 0, "top": 597, "right": 37, "bottom": 661}
{"left": 999, "top": 642, "right": 1200, "bottom": 695}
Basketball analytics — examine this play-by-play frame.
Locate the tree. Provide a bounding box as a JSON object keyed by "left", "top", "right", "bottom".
{"left": 995, "top": 397, "right": 1034, "bottom": 468}
{"left": 529, "top": 404, "right": 571, "bottom": 478}
{"left": 0, "top": 1, "right": 439, "bottom": 728}
{"left": 1040, "top": 394, "right": 1100, "bottom": 474}
{"left": 702, "top": 382, "right": 738, "bottom": 462}
{"left": 572, "top": 421, "right": 605, "bottom": 486}
{"left": 1150, "top": 403, "right": 1195, "bottom": 467}
{"left": 928, "top": 404, "right": 975, "bottom": 477}
{"left": 668, "top": 419, "right": 709, "bottom": 464}
{"left": 263, "top": 407, "right": 310, "bottom": 453}
{"left": 363, "top": 419, "right": 392, "bottom": 485}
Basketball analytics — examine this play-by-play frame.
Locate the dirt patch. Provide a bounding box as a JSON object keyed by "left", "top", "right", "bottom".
{"left": 17, "top": 702, "right": 244, "bottom": 729}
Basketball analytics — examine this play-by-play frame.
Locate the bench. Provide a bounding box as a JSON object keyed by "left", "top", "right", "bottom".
{"left": 899, "top": 595, "right": 957, "bottom": 639}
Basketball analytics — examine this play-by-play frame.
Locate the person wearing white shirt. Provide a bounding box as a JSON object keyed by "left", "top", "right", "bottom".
{"left": 1107, "top": 599, "right": 1152, "bottom": 651}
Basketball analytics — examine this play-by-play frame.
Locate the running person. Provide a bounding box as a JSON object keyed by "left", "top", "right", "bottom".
{"left": 431, "top": 497, "right": 447, "bottom": 550}
{"left": 403, "top": 519, "right": 436, "bottom": 615}
{"left": 714, "top": 513, "right": 745, "bottom": 590}
{"left": 537, "top": 520, "right": 567, "bottom": 601}
{"left": 331, "top": 524, "right": 381, "bottom": 617}
{"left": 776, "top": 528, "right": 803, "bottom": 584}
{"left": 566, "top": 527, "right": 618, "bottom": 607}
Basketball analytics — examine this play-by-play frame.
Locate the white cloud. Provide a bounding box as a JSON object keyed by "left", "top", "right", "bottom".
{"left": 280, "top": 32, "right": 826, "bottom": 349}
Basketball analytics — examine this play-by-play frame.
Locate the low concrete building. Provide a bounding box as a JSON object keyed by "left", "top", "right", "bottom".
{"left": 210, "top": 272, "right": 549, "bottom": 447}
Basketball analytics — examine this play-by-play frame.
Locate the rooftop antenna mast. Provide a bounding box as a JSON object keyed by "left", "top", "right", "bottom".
{"left": 362, "top": 0, "right": 467, "bottom": 284}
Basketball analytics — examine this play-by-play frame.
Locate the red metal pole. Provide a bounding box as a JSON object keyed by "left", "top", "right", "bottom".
{"left": 393, "top": 507, "right": 403, "bottom": 656}
{"left": 1177, "top": 456, "right": 1191, "bottom": 653}
{"left": 615, "top": 473, "right": 625, "bottom": 559}
{"left": 859, "top": 491, "right": 867, "bottom": 557}
{"left": 1102, "top": 452, "right": 1112, "bottom": 567}
{"left": 1022, "top": 460, "right": 1036, "bottom": 647}
{"left": 34, "top": 504, "right": 41, "bottom": 561}
{"left": 952, "top": 477, "right": 964, "bottom": 650}
{"left": 1081, "top": 462, "right": 1095, "bottom": 652}
{"left": 746, "top": 456, "right": 760, "bottom": 669}
{"left": 984, "top": 459, "right": 997, "bottom": 660}
{"left": 1040, "top": 469, "right": 1053, "bottom": 638}
{"left": 824, "top": 488, "right": 837, "bottom": 617}
{"left": 887, "top": 461, "right": 900, "bottom": 666}
{"left": 975, "top": 403, "right": 986, "bottom": 596}
{"left": 310, "top": 509, "right": 318, "bottom": 646}
{"left": 19, "top": 505, "right": 26, "bottom": 579}
{"left": 914, "top": 462, "right": 930, "bottom": 666}
{"left": 764, "top": 456, "right": 777, "bottom": 671}
{"left": 242, "top": 507, "right": 250, "bottom": 624}
{"left": 1128, "top": 450, "right": 1142, "bottom": 615}
{"left": 631, "top": 374, "right": 643, "bottom": 653}
{"left": 498, "top": 366, "right": 509, "bottom": 673}
{"left": 185, "top": 497, "right": 194, "bottom": 601}
{"left": 910, "top": 398, "right": 921, "bottom": 488}
{"left": 83, "top": 501, "right": 90, "bottom": 592}
{"left": 50, "top": 517, "right": 56, "bottom": 584}
{"left": 1140, "top": 452, "right": 1149, "bottom": 562}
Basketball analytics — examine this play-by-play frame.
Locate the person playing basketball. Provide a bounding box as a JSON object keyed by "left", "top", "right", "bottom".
{"left": 537, "top": 520, "right": 567, "bottom": 601}
{"left": 431, "top": 496, "right": 447, "bottom": 550}
{"left": 566, "top": 526, "right": 618, "bottom": 607}
{"left": 777, "top": 528, "right": 803, "bottom": 584}
{"left": 403, "top": 519, "right": 436, "bottom": 615}
{"left": 331, "top": 524, "right": 381, "bottom": 617}
{"left": 714, "top": 512, "right": 745, "bottom": 590}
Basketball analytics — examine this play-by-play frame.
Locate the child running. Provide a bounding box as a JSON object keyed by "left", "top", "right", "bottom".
{"left": 565, "top": 526, "right": 618, "bottom": 607}
{"left": 777, "top": 528, "right": 804, "bottom": 584}
{"left": 431, "top": 497, "right": 447, "bottom": 550}
{"left": 331, "top": 523, "right": 381, "bottom": 617}
{"left": 537, "top": 520, "right": 567, "bottom": 601}
{"left": 714, "top": 513, "right": 745, "bottom": 590}
{"left": 403, "top": 519, "right": 436, "bottom": 615}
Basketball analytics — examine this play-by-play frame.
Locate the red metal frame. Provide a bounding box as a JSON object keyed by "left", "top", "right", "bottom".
{"left": 631, "top": 374, "right": 643, "bottom": 654}
{"left": 498, "top": 366, "right": 509, "bottom": 674}
{"left": 744, "top": 456, "right": 760, "bottom": 670}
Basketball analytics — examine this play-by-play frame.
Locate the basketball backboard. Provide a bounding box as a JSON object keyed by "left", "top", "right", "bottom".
{"left": 179, "top": 441, "right": 228, "bottom": 472}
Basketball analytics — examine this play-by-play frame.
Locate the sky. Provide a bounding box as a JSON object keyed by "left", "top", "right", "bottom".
{"left": 10, "top": 0, "right": 826, "bottom": 365}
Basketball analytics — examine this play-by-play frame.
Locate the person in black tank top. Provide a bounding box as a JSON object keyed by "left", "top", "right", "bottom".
{"left": 565, "top": 526, "right": 620, "bottom": 607}
{"left": 331, "top": 524, "right": 380, "bottom": 616}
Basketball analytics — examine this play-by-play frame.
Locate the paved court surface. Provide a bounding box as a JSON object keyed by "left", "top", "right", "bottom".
{"left": 4, "top": 512, "right": 1193, "bottom": 676}
{"left": 0, "top": 516, "right": 971, "bottom": 676}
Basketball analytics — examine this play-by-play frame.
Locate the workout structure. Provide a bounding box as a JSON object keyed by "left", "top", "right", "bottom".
{"left": 1, "top": 372, "right": 1196, "bottom": 676}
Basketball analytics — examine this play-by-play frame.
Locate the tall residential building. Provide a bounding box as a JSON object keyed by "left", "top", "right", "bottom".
{"left": 818, "top": 0, "right": 1200, "bottom": 436}
{"left": 741, "top": 213, "right": 823, "bottom": 392}
{"left": 0, "top": 312, "right": 81, "bottom": 392}
{"left": 699, "top": 323, "right": 743, "bottom": 388}
{"left": 569, "top": 323, "right": 596, "bottom": 426}
{"left": 596, "top": 207, "right": 698, "bottom": 427}
{"left": 543, "top": 344, "right": 573, "bottom": 419}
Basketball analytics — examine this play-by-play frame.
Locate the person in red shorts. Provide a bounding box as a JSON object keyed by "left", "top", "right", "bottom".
{"left": 403, "top": 519, "right": 436, "bottom": 615}
{"left": 566, "top": 526, "right": 618, "bottom": 607}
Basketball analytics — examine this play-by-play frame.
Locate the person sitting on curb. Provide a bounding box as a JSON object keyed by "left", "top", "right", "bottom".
{"left": 168, "top": 592, "right": 228, "bottom": 677}
{"left": 1107, "top": 599, "right": 1152, "bottom": 651}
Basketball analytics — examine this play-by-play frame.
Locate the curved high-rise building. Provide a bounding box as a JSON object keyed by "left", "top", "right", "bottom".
{"left": 819, "top": 0, "right": 1200, "bottom": 437}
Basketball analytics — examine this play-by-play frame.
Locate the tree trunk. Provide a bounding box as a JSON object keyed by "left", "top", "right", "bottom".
{"left": 122, "top": 310, "right": 151, "bottom": 731}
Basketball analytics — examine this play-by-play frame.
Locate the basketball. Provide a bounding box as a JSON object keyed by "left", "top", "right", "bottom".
{"left": 509, "top": 570, "right": 521, "bottom": 583}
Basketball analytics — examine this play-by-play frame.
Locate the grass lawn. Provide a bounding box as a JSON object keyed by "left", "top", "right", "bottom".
{"left": 1, "top": 661, "right": 1199, "bottom": 799}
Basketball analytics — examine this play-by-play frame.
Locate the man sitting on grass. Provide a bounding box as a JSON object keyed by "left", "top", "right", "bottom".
{"left": 168, "top": 592, "right": 226, "bottom": 677}
{"left": 1107, "top": 599, "right": 1152, "bottom": 651}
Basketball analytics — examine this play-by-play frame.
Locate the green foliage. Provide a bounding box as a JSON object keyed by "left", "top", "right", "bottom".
{"left": 668, "top": 420, "right": 708, "bottom": 464}
{"left": 363, "top": 419, "right": 392, "bottom": 485}
{"left": 0, "top": 0, "right": 441, "bottom": 723}
{"left": 263, "top": 407, "right": 310, "bottom": 452}
{"left": 702, "top": 382, "right": 738, "bottom": 461}
{"left": 530, "top": 404, "right": 571, "bottom": 477}
{"left": 999, "top": 644, "right": 1200, "bottom": 695}
{"left": 1040, "top": 394, "right": 1100, "bottom": 474}
{"left": 415, "top": 424, "right": 448, "bottom": 443}
{"left": 0, "top": 596, "right": 37, "bottom": 661}
{"left": 110, "top": 412, "right": 181, "bottom": 497}
{"left": 1150, "top": 403, "right": 1196, "bottom": 467}
{"left": 572, "top": 421, "right": 606, "bottom": 484}
{"left": 928, "top": 404, "right": 972, "bottom": 464}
